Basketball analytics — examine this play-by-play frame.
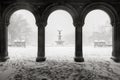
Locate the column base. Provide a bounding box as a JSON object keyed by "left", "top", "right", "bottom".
{"left": 0, "top": 56, "right": 9, "bottom": 62}
{"left": 111, "top": 56, "right": 120, "bottom": 62}
{"left": 74, "top": 57, "right": 84, "bottom": 62}
{"left": 36, "top": 57, "right": 46, "bottom": 62}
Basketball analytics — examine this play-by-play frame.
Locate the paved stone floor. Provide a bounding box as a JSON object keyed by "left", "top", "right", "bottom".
{"left": 0, "top": 46, "right": 120, "bottom": 80}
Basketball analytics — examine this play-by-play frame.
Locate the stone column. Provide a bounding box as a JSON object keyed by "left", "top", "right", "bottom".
{"left": 74, "top": 22, "right": 84, "bottom": 62}
{"left": 36, "top": 22, "right": 46, "bottom": 62}
{"left": 111, "top": 22, "right": 120, "bottom": 62}
{"left": 0, "top": 21, "right": 9, "bottom": 62}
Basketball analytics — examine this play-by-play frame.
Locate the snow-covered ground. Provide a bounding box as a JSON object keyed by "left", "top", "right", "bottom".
{"left": 0, "top": 46, "right": 119, "bottom": 80}
{"left": 8, "top": 46, "right": 112, "bottom": 61}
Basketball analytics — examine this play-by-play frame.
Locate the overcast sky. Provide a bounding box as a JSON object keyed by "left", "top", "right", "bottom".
{"left": 9, "top": 9, "right": 112, "bottom": 46}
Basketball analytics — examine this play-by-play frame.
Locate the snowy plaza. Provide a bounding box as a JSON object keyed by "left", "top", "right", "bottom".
{"left": 8, "top": 46, "right": 112, "bottom": 61}
{"left": 0, "top": 46, "right": 119, "bottom": 80}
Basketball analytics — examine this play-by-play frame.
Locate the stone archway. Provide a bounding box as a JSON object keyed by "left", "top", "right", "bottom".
{"left": 80, "top": 2, "right": 118, "bottom": 26}
{"left": 45, "top": 10, "right": 75, "bottom": 60}
{"left": 3, "top": 2, "right": 40, "bottom": 25}
{"left": 80, "top": 2, "right": 119, "bottom": 62}
{"left": 0, "top": 1, "right": 120, "bottom": 63}
{"left": 42, "top": 3, "right": 79, "bottom": 25}
{"left": 36, "top": 3, "right": 85, "bottom": 62}
{"left": 0, "top": 2, "right": 40, "bottom": 61}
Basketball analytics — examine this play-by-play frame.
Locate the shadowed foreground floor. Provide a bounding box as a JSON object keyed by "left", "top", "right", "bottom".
{"left": 0, "top": 58, "right": 120, "bottom": 80}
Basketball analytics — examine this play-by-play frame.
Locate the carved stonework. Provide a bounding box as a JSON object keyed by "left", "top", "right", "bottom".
{"left": 0, "top": 0, "right": 120, "bottom": 62}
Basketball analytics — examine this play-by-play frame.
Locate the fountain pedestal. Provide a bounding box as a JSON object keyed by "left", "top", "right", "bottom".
{"left": 55, "top": 30, "right": 64, "bottom": 46}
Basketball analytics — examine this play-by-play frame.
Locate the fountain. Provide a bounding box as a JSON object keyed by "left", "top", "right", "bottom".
{"left": 55, "top": 30, "right": 64, "bottom": 46}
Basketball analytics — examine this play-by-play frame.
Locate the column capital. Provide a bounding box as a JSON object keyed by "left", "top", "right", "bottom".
{"left": 116, "top": 21, "right": 120, "bottom": 25}
{"left": 5, "top": 22, "right": 9, "bottom": 27}
{"left": 73, "top": 21, "right": 84, "bottom": 28}
{"left": 0, "top": 20, "right": 9, "bottom": 27}
{"left": 0, "top": 21, "right": 2, "bottom": 24}
{"left": 112, "top": 21, "right": 120, "bottom": 27}
{"left": 36, "top": 22, "right": 47, "bottom": 28}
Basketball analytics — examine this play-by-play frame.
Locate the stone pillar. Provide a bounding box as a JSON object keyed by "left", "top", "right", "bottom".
{"left": 0, "top": 21, "right": 9, "bottom": 62}
{"left": 36, "top": 22, "right": 46, "bottom": 62}
{"left": 111, "top": 22, "right": 120, "bottom": 62}
{"left": 74, "top": 22, "right": 84, "bottom": 62}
